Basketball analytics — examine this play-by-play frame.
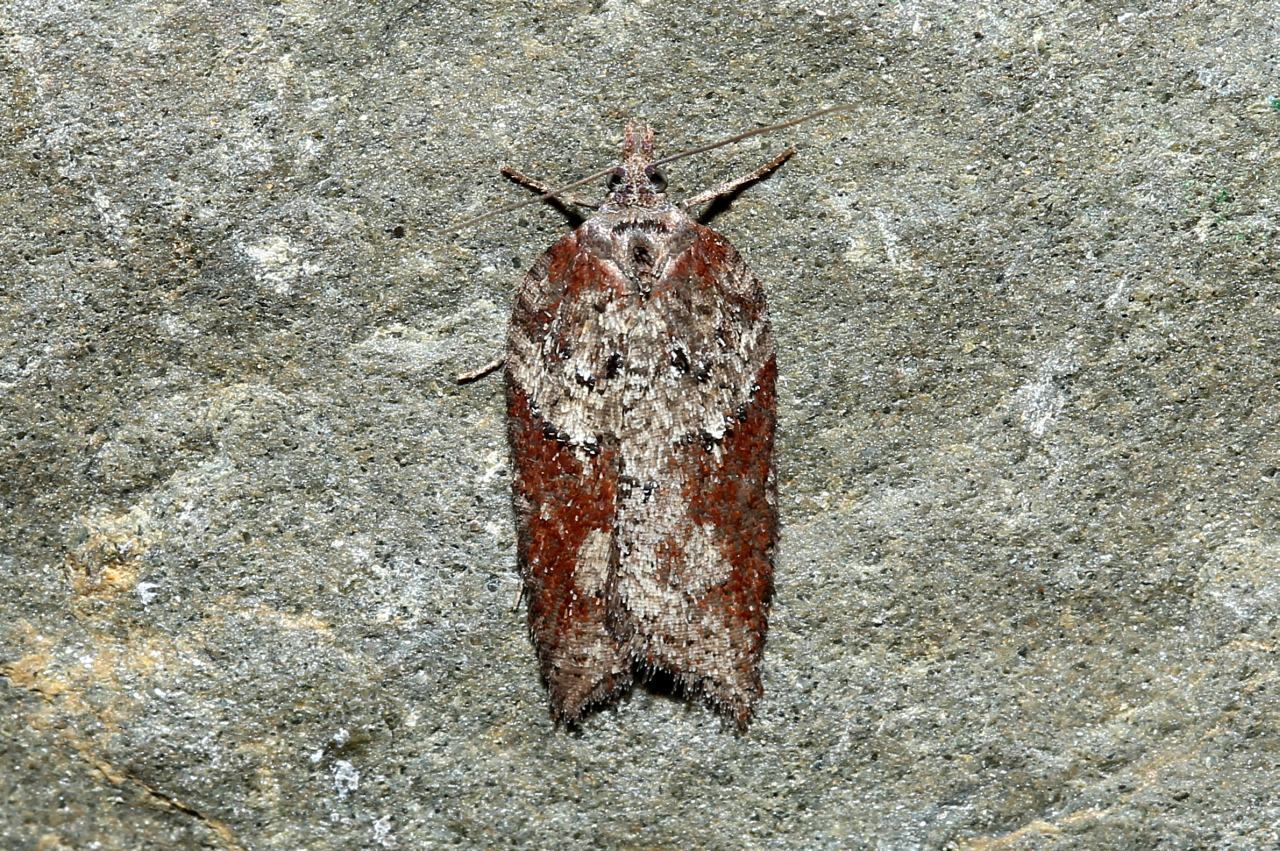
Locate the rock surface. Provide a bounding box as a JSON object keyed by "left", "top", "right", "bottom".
{"left": 2, "top": 1, "right": 1277, "bottom": 848}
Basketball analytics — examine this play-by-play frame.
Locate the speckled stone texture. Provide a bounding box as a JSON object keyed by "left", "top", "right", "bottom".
{"left": 2, "top": 1, "right": 1276, "bottom": 848}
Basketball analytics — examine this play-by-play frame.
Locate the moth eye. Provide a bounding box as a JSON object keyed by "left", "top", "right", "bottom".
{"left": 645, "top": 166, "right": 667, "bottom": 192}
{"left": 607, "top": 168, "right": 625, "bottom": 189}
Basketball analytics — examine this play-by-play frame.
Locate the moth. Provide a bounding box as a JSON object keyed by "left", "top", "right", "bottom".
{"left": 460, "top": 109, "right": 842, "bottom": 729}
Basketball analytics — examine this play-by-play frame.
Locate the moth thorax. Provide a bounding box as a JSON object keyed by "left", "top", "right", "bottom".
{"left": 618, "top": 229, "right": 663, "bottom": 291}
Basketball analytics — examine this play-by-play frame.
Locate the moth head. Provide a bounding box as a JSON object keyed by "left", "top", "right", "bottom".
{"left": 448, "top": 106, "right": 849, "bottom": 233}
{"left": 610, "top": 123, "right": 667, "bottom": 206}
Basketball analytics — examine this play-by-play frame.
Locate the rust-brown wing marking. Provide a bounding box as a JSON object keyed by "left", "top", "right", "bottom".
{"left": 505, "top": 233, "right": 632, "bottom": 721}
{"left": 611, "top": 226, "right": 777, "bottom": 730}
{"left": 669, "top": 356, "right": 776, "bottom": 728}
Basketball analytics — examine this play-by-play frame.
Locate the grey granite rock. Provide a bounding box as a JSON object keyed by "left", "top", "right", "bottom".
{"left": 2, "top": 1, "right": 1277, "bottom": 848}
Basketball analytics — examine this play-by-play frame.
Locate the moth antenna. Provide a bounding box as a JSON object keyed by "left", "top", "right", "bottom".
{"left": 650, "top": 104, "right": 852, "bottom": 168}
{"left": 450, "top": 105, "right": 850, "bottom": 234}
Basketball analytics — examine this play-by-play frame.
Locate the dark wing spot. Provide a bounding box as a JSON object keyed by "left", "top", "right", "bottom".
{"left": 618, "top": 475, "right": 639, "bottom": 498}
{"left": 605, "top": 352, "right": 623, "bottom": 379}
{"left": 670, "top": 347, "right": 691, "bottom": 374}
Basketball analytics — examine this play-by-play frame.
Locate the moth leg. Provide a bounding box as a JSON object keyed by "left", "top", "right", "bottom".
{"left": 456, "top": 356, "right": 504, "bottom": 385}
{"left": 680, "top": 146, "right": 796, "bottom": 211}
{"left": 501, "top": 166, "right": 598, "bottom": 210}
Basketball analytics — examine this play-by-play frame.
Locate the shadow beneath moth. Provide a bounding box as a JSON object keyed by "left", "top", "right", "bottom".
{"left": 459, "top": 108, "right": 845, "bottom": 730}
